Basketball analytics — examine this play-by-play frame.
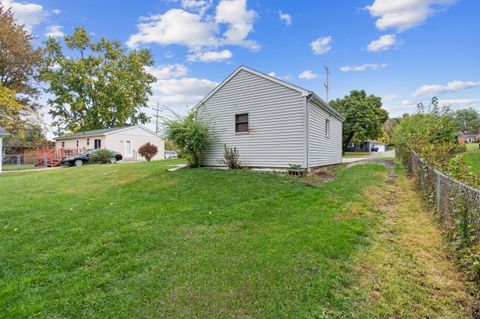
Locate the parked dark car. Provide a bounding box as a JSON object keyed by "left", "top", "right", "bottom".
{"left": 371, "top": 146, "right": 379, "bottom": 152}
{"left": 61, "top": 149, "right": 123, "bottom": 167}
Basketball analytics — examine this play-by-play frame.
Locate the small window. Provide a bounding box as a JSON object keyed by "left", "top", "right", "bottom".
{"left": 76, "top": 140, "right": 79, "bottom": 147}
{"left": 87, "top": 138, "right": 90, "bottom": 146}
{"left": 61, "top": 141, "right": 65, "bottom": 148}
{"left": 325, "top": 119, "right": 330, "bottom": 138}
{"left": 235, "top": 113, "right": 249, "bottom": 133}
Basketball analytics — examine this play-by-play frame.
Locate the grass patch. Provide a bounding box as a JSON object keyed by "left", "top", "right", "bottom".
{"left": 343, "top": 163, "right": 472, "bottom": 318}
{"left": 0, "top": 159, "right": 471, "bottom": 318}
{"left": 343, "top": 152, "right": 370, "bottom": 158}
{"left": 462, "top": 151, "right": 480, "bottom": 174}
{"left": 465, "top": 143, "right": 479, "bottom": 152}
{"left": 2, "top": 163, "right": 36, "bottom": 171}
{"left": 0, "top": 159, "right": 388, "bottom": 318}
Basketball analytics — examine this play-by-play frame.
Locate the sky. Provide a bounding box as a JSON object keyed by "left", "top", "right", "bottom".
{"left": 2, "top": 0, "right": 480, "bottom": 136}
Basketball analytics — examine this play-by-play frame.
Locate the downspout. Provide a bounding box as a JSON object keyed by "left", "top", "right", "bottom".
{"left": 304, "top": 93, "right": 313, "bottom": 172}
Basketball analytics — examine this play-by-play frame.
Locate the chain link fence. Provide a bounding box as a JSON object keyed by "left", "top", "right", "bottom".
{"left": 406, "top": 150, "right": 480, "bottom": 288}
{"left": 2, "top": 150, "right": 42, "bottom": 171}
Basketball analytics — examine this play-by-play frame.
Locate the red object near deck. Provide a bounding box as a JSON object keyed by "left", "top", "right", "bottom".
{"left": 35, "top": 147, "right": 86, "bottom": 167}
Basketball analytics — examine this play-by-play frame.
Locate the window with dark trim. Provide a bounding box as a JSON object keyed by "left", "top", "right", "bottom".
{"left": 76, "top": 140, "right": 79, "bottom": 147}
{"left": 61, "top": 141, "right": 65, "bottom": 148}
{"left": 235, "top": 113, "right": 249, "bottom": 133}
{"left": 87, "top": 138, "right": 90, "bottom": 146}
{"left": 325, "top": 119, "right": 330, "bottom": 138}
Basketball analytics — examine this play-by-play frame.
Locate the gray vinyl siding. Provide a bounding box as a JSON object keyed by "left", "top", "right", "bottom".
{"left": 307, "top": 100, "right": 343, "bottom": 167}
{"left": 197, "top": 69, "right": 306, "bottom": 168}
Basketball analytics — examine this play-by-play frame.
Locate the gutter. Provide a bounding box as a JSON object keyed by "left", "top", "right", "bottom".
{"left": 304, "top": 93, "right": 313, "bottom": 171}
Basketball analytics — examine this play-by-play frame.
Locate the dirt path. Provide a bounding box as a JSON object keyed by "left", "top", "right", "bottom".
{"left": 346, "top": 161, "right": 475, "bottom": 318}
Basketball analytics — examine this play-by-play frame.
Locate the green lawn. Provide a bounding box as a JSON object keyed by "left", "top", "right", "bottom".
{"left": 0, "top": 159, "right": 471, "bottom": 318}
{"left": 465, "top": 143, "right": 479, "bottom": 152}
{"left": 343, "top": 151, "right": 370, "bottom": 158}
{"left": 462, "top": 151, "right": 480, "bottom": 174}
{"left": 2, "top": 163, "right": 36, "bottom": 171}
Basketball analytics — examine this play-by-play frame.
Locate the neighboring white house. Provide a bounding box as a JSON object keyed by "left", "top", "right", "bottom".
{"left": 0, "top": 126, "right": 9, "bottom": 174}
{"left": 195, "top": 66, "right": 344, "bottom": 170}
{"left": 55, "top": 125, "right": 165, "bottom": 161}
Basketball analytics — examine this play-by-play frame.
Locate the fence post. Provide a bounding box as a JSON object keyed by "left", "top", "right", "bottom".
{"left": 16, "top": 155, "right": 21, "bottom": 170}
{"left": 44, "top": 153, "right": 48, "bottom": 168}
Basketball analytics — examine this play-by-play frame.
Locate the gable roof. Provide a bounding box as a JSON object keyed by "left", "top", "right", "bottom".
{"left": 55, "top": 125, "right": 161, "bottom": 141}
{"left": 0, "top": 126, "right": 8, "bottom": 136}
{"left": 194, "top": 65, "right": 345, "bottom": 121}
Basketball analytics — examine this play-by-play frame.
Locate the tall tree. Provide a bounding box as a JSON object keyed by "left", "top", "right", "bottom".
{"left": 330, "top": 90, "right": 389, "bottom": 151}
{"left": 451, "top": 107, "right": 480, "bottom": 134}
{"left": 0, "top": 4, "right": 43, "bottom": 103}
{"left": 40, "top": 27, "right": 156, "bottom": 132}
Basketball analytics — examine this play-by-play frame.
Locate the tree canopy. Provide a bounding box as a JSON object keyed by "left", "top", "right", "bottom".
{"left": 0, "top": 4, "right": 43, "bottom": 103}
{"left": 40, "top": 27, "right": 156, "bottom": 133}
{"left": 451, "top": 107, "right": 480, "bottom": 134}
{"left": 330, "top": 90, "right": 389, "bottom": 151}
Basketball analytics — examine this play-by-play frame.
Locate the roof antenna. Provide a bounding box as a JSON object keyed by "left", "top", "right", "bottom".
{"left": 324, "top": 63, "right": 330, "bottom": 103}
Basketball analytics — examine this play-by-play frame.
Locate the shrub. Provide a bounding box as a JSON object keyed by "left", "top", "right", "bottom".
{"left": 165, "top": 112, "right": 210, "bottom": 168}
{"left": 218, "top": 144, "right": 241, "bottom": 169}
{"left": 138, "top": 142, "right": 158, "bottom": 161}
{"left": 91, "top": 149, "right": 115, "bottom": 164}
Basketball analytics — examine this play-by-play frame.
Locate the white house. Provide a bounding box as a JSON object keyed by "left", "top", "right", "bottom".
{"left": 195, "top": 66, "right": 344, "bottom": 171}
{"left": 0, "top": 126, "right": 9, "bottom": 174}
{"left": 55, "top": 125, "right": 165, "bottom": 161}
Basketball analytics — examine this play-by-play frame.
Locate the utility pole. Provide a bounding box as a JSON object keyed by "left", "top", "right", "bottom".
{"left": 324, "top": 63, "right": 330, "bottom": 102}
{"left": 152, "top": 103, "right": 162, "bottom": 134}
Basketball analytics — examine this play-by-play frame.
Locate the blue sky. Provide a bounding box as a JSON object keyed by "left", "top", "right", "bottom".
{"left": 3, "top": 0, "right": 480, "bottom": 134}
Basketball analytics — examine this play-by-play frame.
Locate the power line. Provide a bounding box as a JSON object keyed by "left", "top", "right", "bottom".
{"left": 324, "top": 63, "right": 330, "bottom": 103}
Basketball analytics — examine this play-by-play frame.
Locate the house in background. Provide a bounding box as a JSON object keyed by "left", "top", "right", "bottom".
{"left": 195, "top": 66, "right": 344, "bottom": 171}
{"left": 457, "top": 132, "right": 480, "bottom": 144}
{"left": 0, "top": 126, "right": 9, "bottom": 174}
{"left": 359, "top": 140, "right": 388, "bottom": 152}
{"left": 55, "top": 125, "right": 165, "bottom": 161}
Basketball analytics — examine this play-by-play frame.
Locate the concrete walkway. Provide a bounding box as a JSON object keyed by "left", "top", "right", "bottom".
{"left": 342, "top": 150, "right": 395, "bottom": 164}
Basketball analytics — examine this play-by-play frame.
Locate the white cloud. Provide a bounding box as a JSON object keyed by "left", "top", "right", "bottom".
{"left": 298, "top": 70, "right": 318, "bottom": 80}
{"left": 145, "top": 64, "right": 188, "bottom": 79}
{"left": 45, "top": 24, "right": 65, "bottom": 38}
{"left": 366, "top": 0, "right": 457, "bottom": 32}
{"left": 2, "top": 0, "right": 48, "bottom": 31}
{"left": 128, "top": 0, "right": 258, "bottom": 53}
{"left": 268, "top": 72, "right": 278, "bottom": 77}
{"left": 186, "top": 49, "right": 232, "bottom": 62}
{"left": 310, "top": 36, "right": 332, "bottom": 55}
{"left": 438, "top": 99, "right": 480, "bottom": 107}
{"left": 367, "top": 34, "right": 397, "bottom": 52}
{"left": 151, "top": 77, "right": 218, "bottom": 108}
{"left": 215, "top": 0, "right": 258, "bottom": 49}
{"left": 413, "top": 80, "right": 480, "bottom": 96}
{"left": 340, "top": 63, "right": 387, "bottom": 72}
{"left": 179, "top": 0, "right": 212, "bottom": 15}
{"left": 383, "top": 94, "right": 399, "bottom": 101}
{"left": 52, "top": 8, "right": 60, "bottom": 15}
{"left": 127, "top": 9, "right": 218, "bottom": 49}
{"left": 278, "top": 10, "right": 292, "bottom": 26}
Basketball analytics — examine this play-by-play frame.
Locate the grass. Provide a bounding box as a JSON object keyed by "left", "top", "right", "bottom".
{"left": 344, "top": 163, "right": 472, "bottom": 318}
{"left": 465, "top": 143, "right": 479, "bottom": 152}
{"left": 343, "top": 152, "right": 370, "bottom": 158}
{"left": 0, "top": 159, "right": 472, "bottom": 318}
{"left": 462, "top": 152, "right": 480, "bottom": 174}
{"left": 2, "top": 163, "right": 36, "bottom": 171}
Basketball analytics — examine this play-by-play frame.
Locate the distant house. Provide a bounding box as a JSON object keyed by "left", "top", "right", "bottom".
{"left": 0, "top": 126, "right": 9, "bottom": 174}
{"left": 55, "top": 125, "right": 165, "bottom": 161}
{"left": 195, "top": 66, "right": 344, "bottom": 171}
{"left": 458, "top": 132, "right": 480, "bottom": 144}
